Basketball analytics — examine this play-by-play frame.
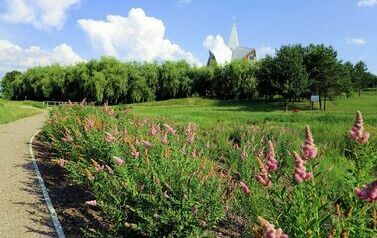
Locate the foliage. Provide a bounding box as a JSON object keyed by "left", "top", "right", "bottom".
{"left": 1, "top": 46, "right": 376, "bottom": 111}
{"left": 42, "top": 102, "right": 377, "bottom": 237}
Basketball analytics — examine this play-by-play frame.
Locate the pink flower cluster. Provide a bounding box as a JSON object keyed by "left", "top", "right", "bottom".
{"left": 57, "top": 158, "right": 68, "bottom": 168}
{"left": 301, "top": 126, "right": 317, "bottom": 159}
{"left": 84, "top": 117, "right": 95, "bottom": 132}
{"left": 163, "top": 124, "right": 176, "bottom": 135}
{"left": 103, "top": 103, "right": 115, "bottom": 117}
{"left": 265, "top": 141, "right": 278, "bottom": 172}
{"left": 355, "top": 180, "right": 377, "bottom": 202}
{"left": 105, "top": 132, "right": 116, "bottom": 143}
{"left": 293, "top": 151, "right": 312, "bottom": 183}
{"left": 239, "top": 181, "right": 251, "bottom": 196}
{"left": 258, "top": 217, "right": 288, "bottom": 238}
{"left": 184, "top": 122, "right": 196, "bottom": 144}
{"left": 113, "top": 156, "right": 125, "bottom": 166}
{"left": 149, "top": 124, "right": 160, "bottom": 136}
{"left": 348, "top": 111, "right": 370, "bottom": 144}
{"left": 256, "top": 155, "right": 272, "bottom": 187}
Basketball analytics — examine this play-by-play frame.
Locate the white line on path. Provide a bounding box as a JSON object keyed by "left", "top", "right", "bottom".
{"left": 29, "top": 130, "right": 66, "bottom": 238}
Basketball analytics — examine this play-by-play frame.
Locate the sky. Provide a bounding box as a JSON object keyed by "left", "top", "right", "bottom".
{"left": 0, "top": 0, "right": 376, "bottom": 75}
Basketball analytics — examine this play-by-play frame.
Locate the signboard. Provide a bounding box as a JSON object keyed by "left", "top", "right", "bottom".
{"left": 310, "top": 95, "right": 319, "bottom": 102}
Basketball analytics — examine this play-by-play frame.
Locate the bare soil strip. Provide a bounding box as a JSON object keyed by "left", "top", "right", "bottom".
{"left": 0, "top": 113, "right": 55, "bottom": 238}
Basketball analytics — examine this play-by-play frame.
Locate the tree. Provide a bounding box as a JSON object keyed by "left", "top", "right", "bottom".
{"left": 272, "top": 45, "right": 309, "bottom": 111}
{"left": 0, "top": 70, "right": 22, "bottom": 99}
{"left": 304, "top": 44, "right": 338, "bottom": 110}
{"left": 256, "top": 56, "right": 277, "bottom": 100}
{"left": 352, "top": 61, "right": 368, "bottom": 96}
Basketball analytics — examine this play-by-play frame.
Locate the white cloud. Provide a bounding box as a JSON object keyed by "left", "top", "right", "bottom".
{"left": 1, "top": 0, "right": 80, "bottom": 30}
{"left": 0, "top": 39, "right": 83, "bottom": 73}
{"left": 357, "top": 0, "right": 377, "bottom": 7}
{"left": 78, "top": 8, "right": 200, "bottom": 65}
{"left": 257, "top": 46, "right": 275, "bottom": 59}
{"left": 203, "top": 35, "right": 232, "bottom": 65}
{"left": 346, "top": 38, "right": 367, "bottom": 45}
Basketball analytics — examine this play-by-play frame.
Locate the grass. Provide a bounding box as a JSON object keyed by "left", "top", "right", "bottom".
{"left": 127, "top": 91, "right": 377, "bottom": 147}
{"left": 43, "top": 92, "right": 377, "bottom": 237}
{"left": 0, "top": 99, "right": 43, "bottom": 124}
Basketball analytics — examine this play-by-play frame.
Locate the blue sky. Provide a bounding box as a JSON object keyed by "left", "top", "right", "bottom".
{"left": 0, "top": 0, "right": 376, "bottom": 74}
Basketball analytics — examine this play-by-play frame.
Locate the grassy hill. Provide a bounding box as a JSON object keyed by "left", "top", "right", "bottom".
{"left": 0, "top": 99, "right": 43, "bottom": 124}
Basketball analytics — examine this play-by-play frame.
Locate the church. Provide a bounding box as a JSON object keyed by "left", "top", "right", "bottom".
{"left": 207, "top": 23, "right": 256, "bottom": 66}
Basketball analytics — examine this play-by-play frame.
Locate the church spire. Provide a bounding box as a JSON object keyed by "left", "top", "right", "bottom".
{"left": 228, "top": 18, "right": 239, "bottom": 50}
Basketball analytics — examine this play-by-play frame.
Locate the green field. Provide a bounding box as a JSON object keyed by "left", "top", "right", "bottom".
{"left": 0, "top": 99, "right": 43, "bottom": 124}
{"left": 129, "top": 92, "right": 377, "bottom": 147}
{"left": 43, "top": 92, "right": 377, "bottom": 237}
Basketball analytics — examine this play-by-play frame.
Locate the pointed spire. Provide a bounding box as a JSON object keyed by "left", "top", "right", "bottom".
{"left": 228, "top": 18, "right": 239, "bottom": 50}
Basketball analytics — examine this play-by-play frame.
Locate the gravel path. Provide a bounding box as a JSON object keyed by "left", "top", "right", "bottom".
{"left": 0, "top": 112, "right": 56, "bottom": 238}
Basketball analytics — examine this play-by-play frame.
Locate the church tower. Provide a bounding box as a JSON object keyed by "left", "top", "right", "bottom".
{"left": 228, "top": 22, "right": 240, "bottom": 51}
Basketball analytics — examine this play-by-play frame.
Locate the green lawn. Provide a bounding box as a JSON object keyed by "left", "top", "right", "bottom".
{"left": 0, "top": 99, "right": 43, "bottom": 124}
{"left": 127, "top": 91, "right": 377, "bottom": 147}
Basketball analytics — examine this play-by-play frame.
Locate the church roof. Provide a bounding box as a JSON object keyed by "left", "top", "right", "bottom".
{"left": 231, "top": 46, "right": 256, "bottom": 61}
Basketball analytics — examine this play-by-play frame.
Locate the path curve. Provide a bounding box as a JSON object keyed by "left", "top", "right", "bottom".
{"left": 0, "top": 112, "right": 56, "bottom": 238}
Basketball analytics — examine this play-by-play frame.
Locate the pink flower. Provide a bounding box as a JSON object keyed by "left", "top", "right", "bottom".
{"left": 191, "top": 205, "right": 198, "bottom": 215}
{"left": 104, "top": 132, "right": 116, "bottom": 143}
{"left": 258, "top": 217, "right": 288, "bottom": 238}
{"left": 241, "top": 147, "right": 248, "bottom": 160}
{"left": 161, "top": 133, "right": 168, "bottom": 144}
{"left": 185, "top": 123, "right": 196, "bottom": 144}
{"left": 85, "top": 200, "right": 97, "bottom": 206}
{"left": 131, "top": 150, "right": 140, "bottom": 159}
{"left": 256, "top": 156, "right": 272, "bottom": 187}
{"left": 141, "top": 140, "right": 152, "bottom": 148}
{"left": 103, "top": 103, "right": 115, "bottom": 117}
{"left": 199, "top": 220, "right": 206, "bottom": 227}
{"left": 239, "top": 181, "right": 251, "bottom": 196}
{"left": 113, "top": 125, "right": 119, "bottom": 136}
{"left": 113, "top": 156, "right": 125, "bottom": 166}
{"left": 349, "top": 111, "right": 370, "bottom": 144}
{"left": 163, "top": 124, "right": 176, "bottom": 135}
{"left": 57, "top": 158, "right": 68, "bottom": 168}
{"left": 293, "top": 151, "right": 312, "bottom": 183}
{"left": 61, "top": 129, "right": 73, "bottom": 143}
{"left": 95, "top": 164, "right": 104, "bottom": 172}
{"left": 84, "top": 117, "right": 95, "bottom": 132}
{"left": 265, "top": 141, "right": 278, "bottom": 171}
{"left": 301, "top": 126, "right": 317, "bottom": 159}
{"left": 105, "top": 165, "right": 114, "bottom": 175}
{"left": 149, "top": 124, "right": 160, "bottom": 136}
{"left": 355, "top": 180, "right": 377, "bottom": 202}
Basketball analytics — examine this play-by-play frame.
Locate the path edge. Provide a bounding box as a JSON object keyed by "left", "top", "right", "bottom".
{"left": 29, "top": 130, "right": 66, "bottom": 238}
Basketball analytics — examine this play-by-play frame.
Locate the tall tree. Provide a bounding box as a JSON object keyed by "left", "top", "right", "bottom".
{"left": 352, "top": 61, "right": 368, "bottom": 96}
{"left": 304, "top": 44, "right": 338, "bottom": 110}
{"left": 272, "top": 45, "right": 308, "bottom": 111}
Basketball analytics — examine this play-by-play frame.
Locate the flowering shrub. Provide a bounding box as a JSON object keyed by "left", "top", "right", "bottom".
{"left": 43, "top": 106, "right": 377, "bottom": 237}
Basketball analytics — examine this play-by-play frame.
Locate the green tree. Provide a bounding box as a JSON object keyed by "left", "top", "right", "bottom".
{"left": 272, "top": 45, "right": 309, "bottom": 111}
{"left": 304, "top": 44, "right": 338, "bottom": 110}
{"left": 352, "top": 61, "right": 368, "bottom": 96}
{"left": 1, "top": 70, "right": 22, "bottom": 99}
{"left": 256, "top": 56, "right": 277, "bottom": 100}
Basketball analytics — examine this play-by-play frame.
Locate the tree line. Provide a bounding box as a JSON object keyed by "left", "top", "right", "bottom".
{"left": 1, "top": 44, "right": 376, "bottom": 110}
